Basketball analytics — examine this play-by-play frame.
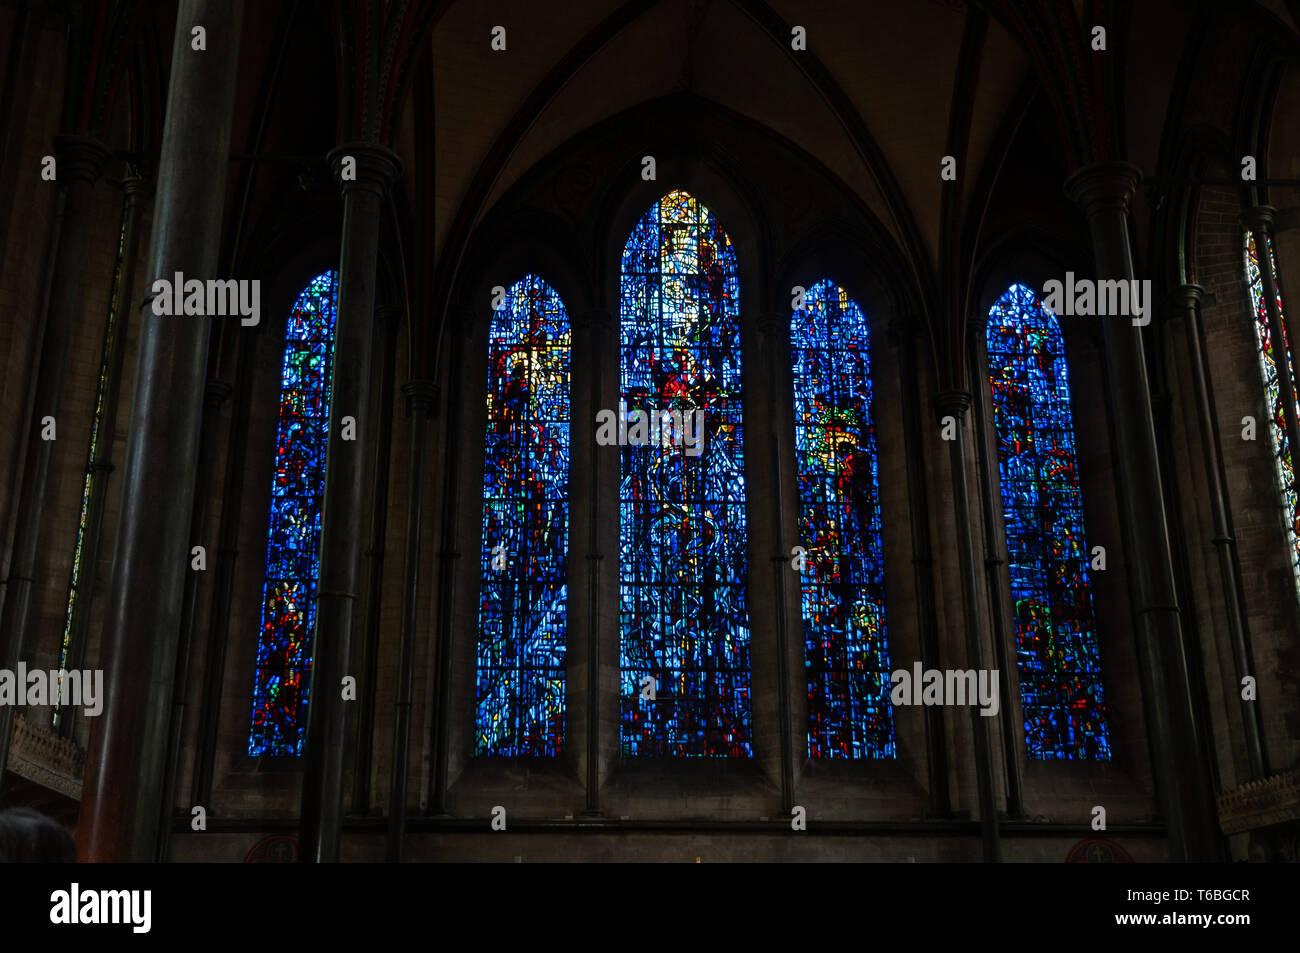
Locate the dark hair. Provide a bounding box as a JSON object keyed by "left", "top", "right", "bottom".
{"left": 0, "top": 807, "right": 76, "bottom": 862}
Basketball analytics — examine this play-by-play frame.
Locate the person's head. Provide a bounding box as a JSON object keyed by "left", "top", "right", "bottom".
{"left": 0, "top": 807, "right": 76, "bottom": 862}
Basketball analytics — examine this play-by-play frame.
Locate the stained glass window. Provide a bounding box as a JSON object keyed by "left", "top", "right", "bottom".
{"left": 986, "top": 283, "right": 1110, "bottom": 760}
{"left": 1245, "top": 232, "right": 1300, "bottom": 590}
{"left": 248, "top": 270, "right": 339, "bottom": 758}
{"left": 618, "top": 189, "right": 752, "bottom": 757}
{"left": 475, "top": 275, "right": 571, "bottom": 757}
{"left": 54, "top": 214, "right": 128, "bottom": 727}
{"left": 791, "top": 281, "right": 894, "bottom": 758}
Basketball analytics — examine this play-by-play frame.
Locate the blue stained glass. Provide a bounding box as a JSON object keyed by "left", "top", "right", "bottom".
{"left": 1245, "top": 233, "right": 1300, "bottom": 593}
{"left": 986, "top": 283, "right": 1110, "bottom": 760}
{"left": 619, "top": 189, "right": 753, "bottom": 757}
{"left": 248, "top": 270, "right": 339, "bottom": 758}
{"left": 791, "top": 281, "right": 895, "bottom": 758}
{"left": 475, "top": 275, "right": 571, "bottom": 756}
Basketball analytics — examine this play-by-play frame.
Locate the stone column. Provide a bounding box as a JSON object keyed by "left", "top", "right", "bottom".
{"left": 386, "top": 378, "right": 436, "bottom": 862}
{"left": 0, "top": 135, "right": 111, "bottom": 783}
{"left": 966, "top": 349, "right": 1024, "bottom": 819}
{"left": 1065, "top": 162, "right": 1220, "bottom": 861}
{"left": 191, "top": 329, "right": 255, "bottom": 808}
{"left": 430, "top": 320, "right": 469, "bottom": 817}
{"left": 936, "top": 390, "right": 1000, "bottom": 862}
{"left": 156, "top": 376, "right": 231, "bottom": 860}
{"left": 1172, "top": 284, "right": 1267, "bottom": 780}
{"left": 0, "top": 0, "right": 42, "bottom": 287}
{"left": 758, "top": 311, "right": 795, "bottom": 813}
{"left": 298, "top": 142, "right": 400, "bottom": 864}
{"left": 352, "top": 303, "right": 400, "bottom": 815}
{"left": 890, "top": 317, "right": 951, "bottom": 817}
{"left": 574, "top": 308, "right": 609, "bottom": 816}
{"left": 0, "top": 182, "right": 64, "bottom": 630}
{"left": 77, "top": 0, "right": 244, "bottom": 863}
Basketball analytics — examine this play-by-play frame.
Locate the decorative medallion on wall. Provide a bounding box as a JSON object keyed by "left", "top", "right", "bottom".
{"left": 1065, "top": 838, "right": 1134, "bottom": 863}
{"left": 244, "top": 834, "right": 298, "bottom": 863}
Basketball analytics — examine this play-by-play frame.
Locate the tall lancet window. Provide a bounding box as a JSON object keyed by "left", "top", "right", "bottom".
{"left": 475, "top": 275, "right": 571, "bottom": 757}
{"left": 248, "top": 270, "right": 339, "bottom": 758}
{"left": 986, "top": 283, "right": 1110, "bottom": 760}
{"left": 618, "top": 189, "right": 752, "bottom": 757}
{"left": 55, "top": 214, "right": 128, "bottom": 728}
{"left": 791, "top": 281, "right": 894, "bottom": 759}
{"left": 1245, "top": 232, "right": 1300, "bottom": 592}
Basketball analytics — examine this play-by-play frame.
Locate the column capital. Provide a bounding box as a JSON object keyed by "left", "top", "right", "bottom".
{"left": 1064, "top": 161, "right": 1142, "bottom": 218}
{"left": 375, "top": 303, "right": 403, "bottom": 327}
{"left": 121, "top": 166, "right": 152, "bottom": 200}
{"left": 400, "top": 379, "right": 438, "bottom": 417}
{"left": 52, "top": 134, "right": 112, "bottom": 185}
{"left": 1241, "top": 205, "right": 1277, "bottom": 237}
{"left": 204, "top": 379, "right": 233, "bottom": 408}
{"left": 573, "top": 308, "right": 612, "bottom": 331}
{"left": 935, "top": 389, "right": 972, "bottom": 421}
{"left": 328, "top": 143, "right": 401, "bottom": 198}
{"left": 1170, "top": 284, "right": 1203, "bottom": 316}
{"left": 757, "top": 311, "right": 788, "bottom": 338}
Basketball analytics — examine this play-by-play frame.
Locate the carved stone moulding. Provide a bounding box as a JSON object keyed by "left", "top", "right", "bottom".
{"left": 1216, "top": 769, "right": 1300, "bottom": 835}
{"left": 7, "top": 715, "right": 85, "bottom": 800}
